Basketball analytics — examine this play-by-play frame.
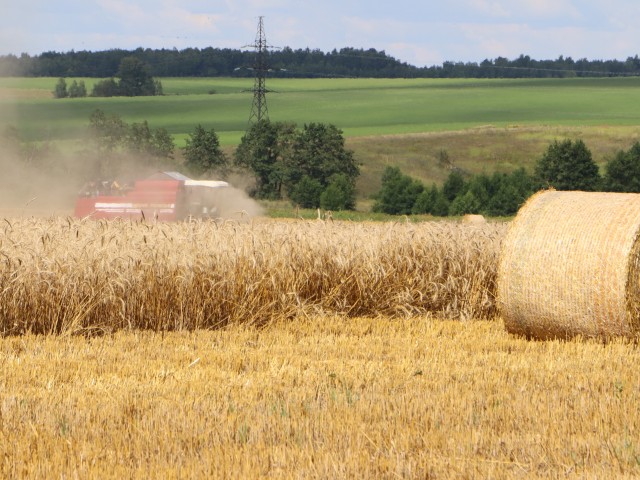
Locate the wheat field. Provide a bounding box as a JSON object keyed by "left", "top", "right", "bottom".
{"left": 0, "top": 217, "right": 506, "bottom": 335}
{"left": 2, "top": 217, "right": 640, "bottom": 478}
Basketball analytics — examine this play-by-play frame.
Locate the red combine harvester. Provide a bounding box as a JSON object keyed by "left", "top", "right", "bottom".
{"left": 74, "top": 171, "right": 229, "bottom": 221}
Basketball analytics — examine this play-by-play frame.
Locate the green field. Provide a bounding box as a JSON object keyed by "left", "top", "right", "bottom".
{"left": 3, "top": 76, "right": 640, "bottom": 198}
{"left": 4, "top": 77, "right": 640, "bottom": 143}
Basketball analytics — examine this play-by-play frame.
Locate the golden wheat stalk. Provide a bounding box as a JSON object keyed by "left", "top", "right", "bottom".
{"left": 0, "top": 217, "right": 507, "bottom": 334}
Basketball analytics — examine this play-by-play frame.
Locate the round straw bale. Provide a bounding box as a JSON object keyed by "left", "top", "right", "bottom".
{"left": 462, "top": 214, "right": 486, "bottom": 224}
{"left": 497, "top": 189, "right": 640, "bottom": 340}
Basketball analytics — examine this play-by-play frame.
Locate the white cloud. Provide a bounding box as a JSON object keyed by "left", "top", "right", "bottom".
{"left": 605, "top": 3, "right": 640, "bottom": 30}
{"left": 388, "top": 43, "right": 443, "bottom": 67}
{"left": 342, "top": 16, "right": 378, "bottom": 36}
{"left": 458, "top": 23, "right": 532, "bottom": 58}
{"left": 247, "top": 0, "right": 293, "bottom": 7}
{"left": 453, "top": 21, "right": 640, "bottom": 62}
{"left": 516, "top": 0, "right": 581, "bottom": 19}
{"left": 467, "top": 0, "right": 510, "bottom": 17}
{"left": 161, "top": 7, "right": 223, "bottom": 32}
{"left": 97, "top": 0, "right": 149, "bottom": 26}
{"left": 466, "top": 0, "right": 581, "bottom": 20}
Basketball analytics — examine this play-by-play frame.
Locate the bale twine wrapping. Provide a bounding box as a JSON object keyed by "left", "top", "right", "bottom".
{"left": 497, "top": 190, "right": 640, "bottom": 340}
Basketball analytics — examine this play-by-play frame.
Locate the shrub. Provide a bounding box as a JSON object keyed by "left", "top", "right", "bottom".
{"left": 372, "top": 166, "right": 424, "bottom": 215}
{"left": 449, "top": 190, "right": 482, "bottom": 216}
{"left": 91, "top": 78, "right": 119, "bottom": 97}
{"left": 443, "top": 170, "right": 466, "bottom": 201}
{"left": 603, "top": 142, "right": 640, "bottom": 192}
{"left": 68, "top": 80, "right": 87, "bottom": 98}
{"left": 289, "top": 175, "right": 324, "bottom": 208}
{"left": 53, "top": 78, "right": 68, "bottom": 98}
{"left": 412, "top": 184, "right": 440, "bottom": 215}
{"left": 320, "top": 174, "right": 356, "bottom": 211}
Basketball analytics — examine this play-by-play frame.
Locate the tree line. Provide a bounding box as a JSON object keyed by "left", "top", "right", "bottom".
{"left": 6, "top": 110, "right": 640, "bottom": 217}
{"left": 373, "top": 139, "right": 640, "bottom": 217}
{"left": 3, "top": 48, "right": 640, "bottom": 78}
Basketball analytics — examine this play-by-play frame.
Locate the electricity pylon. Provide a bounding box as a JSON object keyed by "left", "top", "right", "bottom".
{"left": 243, "top": 16, "right": 277, "bottom": 124}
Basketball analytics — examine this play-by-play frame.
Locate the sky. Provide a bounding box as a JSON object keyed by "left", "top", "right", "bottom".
{"left": 2, "top": 0, "right": 640, "bottom": 67}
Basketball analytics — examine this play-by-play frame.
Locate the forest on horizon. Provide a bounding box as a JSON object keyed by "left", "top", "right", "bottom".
{"left": 2, "top": 47, "right": 640, "bottom": 79}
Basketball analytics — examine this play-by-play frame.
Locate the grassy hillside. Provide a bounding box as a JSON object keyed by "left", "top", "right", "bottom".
{"left": 349, "top": 125, "right": 640, "bottom": 199}
{"left": 3, "top": 77, "right": 640, "bottom": 199}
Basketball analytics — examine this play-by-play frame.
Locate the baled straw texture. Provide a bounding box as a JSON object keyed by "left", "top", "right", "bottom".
{"left": 497, "top": 190, "right": 640, "bottom": 340}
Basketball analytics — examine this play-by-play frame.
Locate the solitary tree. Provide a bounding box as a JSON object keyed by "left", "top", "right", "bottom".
{"left": 90, "top": 57, "right": 162, "bottom": 97}
{"left": 88, "top": 109, "right": 174, "bottom": 161}
{"left": 117, "top": 56, "right": 158, "bottom": 96}
{"left": 127, "top": 121, "right": 174, "bottom": 159}
{"left": 150, "top": 129, "right": 175, "bottom": 160}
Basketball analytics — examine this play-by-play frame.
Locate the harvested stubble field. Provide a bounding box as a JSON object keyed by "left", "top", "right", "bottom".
{"left": 2, "top": 217, "right": 640, "bottom": 478}
{"left": 3, "top": 318, "right": 640, "bottom": 478}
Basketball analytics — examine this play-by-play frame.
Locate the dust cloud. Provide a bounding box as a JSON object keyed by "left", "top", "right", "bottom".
{"left": 0, "top": 143, "right": 79, "bottom": 217}
{"left": 215, "top": 172, "right": 264, "bottom": 219}
{"left": 0, "top": 122, "right": 108, "bottom": 217}
{"left": 0, "top": 63, "right": 79, "bottom": 216}
{"left": 0, "top": 129, "right": 265, "bottom": 219}
{"left": 0, "top": 85, "right": 81, "bottom": 216}
{"left": 214, "top": 185, "right": 265, "bottom": 220}
{"left": 0, "top": 136, "right": 266, "bottom": 220}
{"left": 0, "top": 64, "right": 264, "bottom": 220}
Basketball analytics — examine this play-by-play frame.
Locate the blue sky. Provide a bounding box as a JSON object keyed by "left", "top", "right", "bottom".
{"left": 2, "top": 0, "right": 640, "bottom": 66}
